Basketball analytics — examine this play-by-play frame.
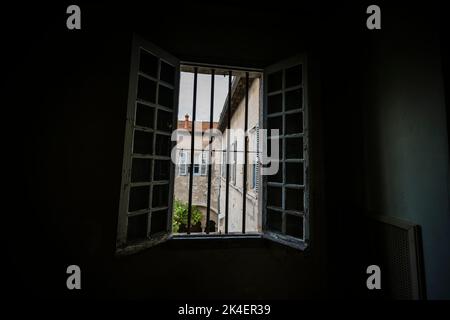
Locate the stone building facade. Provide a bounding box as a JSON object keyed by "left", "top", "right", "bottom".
{"left": 173, "top": 116, "right": 220, "bottom": 231}
{"left": 215, "top": 76, "right": 261, "bottom": 233}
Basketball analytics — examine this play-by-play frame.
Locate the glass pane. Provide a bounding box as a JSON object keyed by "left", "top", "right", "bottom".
{"left": 285, "top": 112, "right": 303, "bottom": 135}
{"left": 267, "top": 161, "right": 282, "bottom": 183}
{"left": 285, "top": 213, "right": 303, "bottom": 238}
{"left": 267, "top": 209, "right": 282, "bottom": 232}
{"left": 131, "top": 158, "right": 152, "bottom": 182}
{"left": 285, "top": 137, "right": 303, "bottom": 159}
{"left": 152, "top": 184, "right": 169, "bottom": 208}
{"left": 160, "top": 61, "right": 175, "bottom": 85}
{"left": 285, "top": 64, "right": 302, "bottom": 88}
{"left": 158, "top": 85, "right": 174, "bottom": 109}
{"left": 157, "top": 109, "right": 173, "bottom": 132}
{"left": 139, "top": 49, "right": 158, "bottom": 78}
{"left": 285, "top": 162, "right": 303, "bottom": 185}
{"left": 267, "top": 185, "right": 282, "bottom": 208}
{"left": 268, "top": 71, "right": 282, "bottom": 93}
{"left": 135, "top": 103, "right": 154, "bottom": 128}
{"left": 267, "top": 137, "right": 282, "bottom": 160}
{"left": 127, "top": 213, "right": 148, "bottom": 241}
{"left": 285, "top": 188, "right": 304, "bottom": 212}
{"left": 268, "top": 93, "right": 282, "bottom": 114}
{"left": 137, "top": 76, "right": 157, "bottom": 103}
{"left": 133, "top": 130, "right": 153, "bottom": 155}
{"left": 128, "top": 185, "right": 150, "bottom": 212}
{"left": 154, "top": 160, "right": 170, "bottom": 181}
{"left": 267, "top": 115, "right": 282, "bottom": 135}
{"left": 285, "top": 88, "right": 302, "bottom": 111}
{"left": 150, "top": 209, "right": 168, "bottom": 235}
{"left": 155, "top": 134, "right": 171, "bottom": 156}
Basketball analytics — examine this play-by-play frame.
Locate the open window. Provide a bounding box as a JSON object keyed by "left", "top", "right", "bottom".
{"left": 116, "top": 35, "right": 308, "bottom": 254}
{"left": 262, "top": 56, "right": 309, "bottom": 249}
{"left": 116, "top": 35, "right": 179, "bottom": 254}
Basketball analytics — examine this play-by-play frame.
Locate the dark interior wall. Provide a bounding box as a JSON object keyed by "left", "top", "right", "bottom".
{"left": 4, "top": 1, "right": 448, "bottom": 299}
{"left": 4, "top": 6, "right": 133, "bottom": 297}
{"left": 6, "top": 2, "right": 331, "bottom": 299}
{"left": 362, "top": 3, "right": 449, "bottom": 299}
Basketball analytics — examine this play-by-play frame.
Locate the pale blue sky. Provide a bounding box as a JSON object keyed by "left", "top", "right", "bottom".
{"left": 178, "top": 72, "right": 230, "bottom": 122}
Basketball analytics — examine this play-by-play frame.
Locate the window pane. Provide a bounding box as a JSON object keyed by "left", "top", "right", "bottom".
{"left": 267, "top": 209, "right": 282, "bottom": 232}
{"left": 133, "top": 130, "right": 153, "bottom": 155}
{"left": 267, "top": 161, "right": 282, "bottom": 183}
{"left": 131, "top": 158, "right": 152, "bottom": 182}
{"left": 127, "top": 213, "right": 148, "bottom": 241}
{"left": 152, "top": 184, "right": 169, "bottom": 208}
{"left": 267, "top": 137, "right": 282, "bottom": 160}
{"left": 285, "top": 137, "right": 303, "bottom": 159}
{"left": 285, "top": 162, "right": 303, "bottom": 185}
{"left": 158, "top": 85, "right": 174, "bottom": 109}
{"left": 135, "top": 103, "right": 154, "bottom": 128}
{"left": 267, "top": 115, "right": 282, "bottom": 135}
{"left": 160, "top": 61, "right": 175, "bottom": 85}
{"left": 267, "top": 185, "right": 282, "bottom": 208}
{"left": 137, "top": 76, "right": 157, "bottom": 103}
{"left": 268, "top": 93, "right": 282, "bottom": 114}
{"left": 285, "top": 88, "right": 302, "bottom": 111}
{"left": 285, "top": 64, "right": 302, "bottom": 88}
{"left": 154, "top": 160, "right": 170, "bottom": 181}
{"left": 139, "top": 49, "right": 158, "bottom": 78}
{"left": 157, "top": 109, "right": 173, "bottom": 132}
{"left": 128, "top": 185, "right": 150, "bottom": 212}
{"left": 285, "top": 213, "right": 303, "bottom": 238}
{"left": 150, "top": 209, "right": 168, "bottom": 235}
{"left": 285, "top": 112, "right": 303, "bottom": 135}
{"left": 268, "top": 71, "right": 282, "bottom": 93}
{"left": 285, "top": 188, "right": 304, "bottom": 212}
{"left": 155, "top": 134, "right": 171, "bottom": 156}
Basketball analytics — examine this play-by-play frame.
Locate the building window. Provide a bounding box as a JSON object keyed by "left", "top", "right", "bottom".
{"left": 221, "top": 140, "right": 227, "bottom": 179}
{"left": 178, "top": 150, "right": 187, "bottom": 176}
{"left": 179, "top": 151, "right": 207, "bottom": 176}
{"left": 248, "top": 127, "right": 259, "bottom": 190}
{"left": 200, "top": 150, "right": 208, "bottom": 176}
{"left": 231, "top": 140, "right": 237, "bottom": 185}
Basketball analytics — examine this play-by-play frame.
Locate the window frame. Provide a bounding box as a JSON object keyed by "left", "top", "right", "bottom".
{"left": 116, "top": 36, "right": 309, "bottom": 254}
{"left": 262, "top": 55, "right": 309, "bottom": 250}
{"left": 231, "top": 140, "right": 237, "bottom": 185}
{"left": 199, "top": 150, "right": 208, "bottom": 176}
{"left": 116, "top": 35, "right": 180, "bottom": 255}
{"left": 178, "top": 150, "right": 188, "bottom": 176}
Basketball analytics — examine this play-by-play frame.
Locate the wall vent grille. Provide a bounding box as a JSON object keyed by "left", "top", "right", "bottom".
{"left": 367, "top": 215, "right": 425, "bottom": 299}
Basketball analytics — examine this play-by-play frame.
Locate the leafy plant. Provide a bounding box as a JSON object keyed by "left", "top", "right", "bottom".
{"left": 172, "top": 199, "right": 203, "bottom": 233}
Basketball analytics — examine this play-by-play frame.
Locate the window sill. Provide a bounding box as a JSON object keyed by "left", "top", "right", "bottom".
{"left": 262, "top": 232, "right": 309, "bottom": 251}
{"left": 172, "top": 232, "right": 262, "bottom": 240}
{"left": 115, "top": 232, "right": 308, "bottom": 257}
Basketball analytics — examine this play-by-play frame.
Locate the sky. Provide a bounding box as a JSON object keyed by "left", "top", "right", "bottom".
{"left": 178, "top": 72, "right": 230, "bottom": 122}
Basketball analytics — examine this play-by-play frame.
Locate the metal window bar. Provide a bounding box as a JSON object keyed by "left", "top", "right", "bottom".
{"left": 242, "top": 72, "right": 249, "bottom": 233}
{"left": 187, "top": 67, "right": 198, "bottom": 234}
{"left": 206, "top": 69, "right": 215, "bottom": 234}
{"left": 225, "top": 70, "right": 232, "bottom": 234}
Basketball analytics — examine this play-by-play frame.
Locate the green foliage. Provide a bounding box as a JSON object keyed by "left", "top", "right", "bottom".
{"left": 172, "top": 199, "right": 203, "bottom": 233}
